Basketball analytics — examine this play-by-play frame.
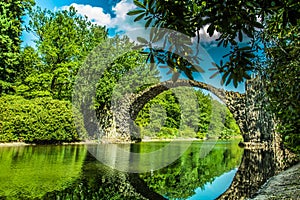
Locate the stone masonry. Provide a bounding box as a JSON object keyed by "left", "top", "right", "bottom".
{"left": 99, "top": 77, "right": 277, "bottom": 144}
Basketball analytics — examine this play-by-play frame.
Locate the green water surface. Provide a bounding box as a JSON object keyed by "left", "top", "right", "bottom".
{"left": 0, "top": 140, "right": 243, "bottom": 199}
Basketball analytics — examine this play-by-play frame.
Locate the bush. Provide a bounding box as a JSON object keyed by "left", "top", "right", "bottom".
{"left": 178, "top": 127, "right": 197, "bottom": 138}
{"left": 0, "top": 95, "right": 86, "bottom": 143}
{"left": 157, "top": 127, "right": 179, "bottom": 138}
{"left": 196, "top": 132, "right": 206, "bottom": 139}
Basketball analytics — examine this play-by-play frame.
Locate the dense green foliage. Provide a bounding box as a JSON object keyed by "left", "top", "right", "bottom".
{"left": 127, "top": 0, "right": 267, "bottom": 85}
{"left": 17, "top": 6, "right": 107, "bottom": 100}
{"left": 95, "top": 37, "right": 161, "bottom": 111}
{"left": 0, "top": 3, "right": 107, "bottom": 143}
{"left": 139, "top": 141, "right": 243, "bottom": 199}
{"left": 262, "top": 2, "right": 300, "bottom": 153}
{"left": 0, "top": 95, "right": 86, "bottom": 143}
{"left": 0, "top": 0, "right": 34, "bottom": 94}
{"left": 3, "top": 0, "right": 294, "bottom": 147}
{"left": 136, "top": 88, "right": 240, "bottom": 139}
{"left": 128, "top": 0, "right": 299, "bottom": 153}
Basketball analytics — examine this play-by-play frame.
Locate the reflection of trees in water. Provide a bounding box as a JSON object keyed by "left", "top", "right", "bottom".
{"left": 43, "top": 152, "right": 165, "bottom": 200}
{"left": 217, "top": 147, "right": 296, "bottom": 200}
{"left": 41, "top": 142, "right": 243, "bottom": 200}
{"left": 0, "top": 145, "right": 86, "bottom": 199}
{"left": 18, "top": 142, "right": 295, "bottom": 200}
{"left": 3, "top": 143, "right": 294, "bottom": 200}
{"left": 139, "top": 141, "right": 243, "bottom": 199}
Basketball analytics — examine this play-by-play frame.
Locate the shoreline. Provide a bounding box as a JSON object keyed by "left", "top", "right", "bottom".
{"left": 0, "top": 139, "right": 201, "bottom": 147}
{"left": 0, "top": 137, "right": 243, "bottom": 147}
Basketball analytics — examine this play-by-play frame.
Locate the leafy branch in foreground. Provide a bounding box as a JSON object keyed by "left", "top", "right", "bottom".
{"left": 128, "top": 0, "right": 300, "bottom": 153}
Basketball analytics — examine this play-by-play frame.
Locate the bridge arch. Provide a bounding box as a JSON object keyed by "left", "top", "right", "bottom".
{"left": 111, "top": 79, "right": 246, "bottom": 141}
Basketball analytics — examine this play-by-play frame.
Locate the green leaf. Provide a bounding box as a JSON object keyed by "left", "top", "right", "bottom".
{"left": 233, "top": 78, "right": 238, "bottom": 88}
{"left": 207, "top": 24, "right": 215, "bottom": 37}
{"left": 150, "top": 28, "right": 155, "bottom": 41}
{"left": 191, "top": 65, "right": 204, "bottom": 73}
{"left": 145, "top": 18, "right": 153, "bottom": 28}
{"left": 211, "top": 62, "right": 219, "bottom": 68}
{"left": 152, "top": 29, "right": 166, "bottom": 43}
{"left": 150, "top": 62, "right": 155, "bottom": 70}
{"left": 132, "top": 44, "right": 146, "bottom": 50}
{"left": 225, "top": 73, "right": 233, "bottom": 86}
{"left": 184, "top": 69, "right": 194, "bottom": 80}
{"left": 210, "top": 71, "right": 219, "bottom": 79}
{"left": 209, "top": 67, "right": 219, "bottom": 71}
{"left": 137, "top": 36, "right": 148, "bottom": 44}
{"left": 134, "top": 0, "right": 146, "bottom": 9}
{"left": 134, "top": 13, "right": 146, "bottom": 22}
{"left": 243, "top": 72, "right": 251, "bottom": 79}
{"left": 239, "top": 46, "right": 252, "bottom": 51}
{"left": 159, "top": 65, "right": 169, "bottom": 69}
{"left": 243, "top": 52, "right": 255, "bottom": 58}
{"left": 150, "top": 54, "right": 155, "bottom": 70}
{"left": 253, "top": 21, "right": 264, "bottom": 29}
{"left": 127, "top": 10, "right": 144, "bottom": 16}
{"left": 221, "top": 71, "right": 229, "bottom": 85}
{"left": 166, "top": 69, "right": 172, "bottom": 75}
{"left": 238, "top": 30, "right": 243, "bottom": 42}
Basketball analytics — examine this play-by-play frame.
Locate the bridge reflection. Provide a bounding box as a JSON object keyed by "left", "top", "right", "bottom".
{"left": 217, "top": 145, "right": 296, "bottom": 200}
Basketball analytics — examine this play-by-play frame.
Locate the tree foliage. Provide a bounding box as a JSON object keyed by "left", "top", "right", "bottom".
{"left": 18, "top": 6, "right": 107, "bottom": 100}
{"left": 0, "top": 95, "right": 86, "bottom": 143}
{"left": 95, "top": 36, "right": 161, "bottom": 111}
{"left": 262, "top": 1, "right": 300, "bottom": 152}
{"left": 128, "top": 0, "right": 300, "bottom": 153}
{"left": 0, "top": 0, "right": 34, "bottom": 94}
{"left": 139, "top": 141, "right": 243, "bottom": 199}
{"left": 136, "top": 88, "right": 240, "bottom": 139}
{"left": 127, "top": 0, "right": 275, "bottom": 86}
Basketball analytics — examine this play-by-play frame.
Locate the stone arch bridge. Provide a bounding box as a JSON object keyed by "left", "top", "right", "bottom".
{"left": 99, "top": 78, "right": 275, "bottom": 144}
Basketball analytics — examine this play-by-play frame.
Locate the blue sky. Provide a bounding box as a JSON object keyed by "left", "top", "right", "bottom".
{"left": 22, "top": 0, "right": 245, "bottom": 93}
{"left": 35, "top": 0, "right": 121, "bottom": 14}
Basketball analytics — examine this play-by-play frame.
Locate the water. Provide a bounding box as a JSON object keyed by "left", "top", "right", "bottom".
{"left": 0, "top": 140, "right": 244, "bottom": 199}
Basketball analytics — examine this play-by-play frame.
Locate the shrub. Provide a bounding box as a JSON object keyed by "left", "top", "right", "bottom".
{"left": 157, "top": 127, "right": 179, "bottom": 138}
{"left": 0, "top": 95, "right": 86, "bottom": 143}
{"left": 196, "top": 132, "right": 206, "bottom": 139}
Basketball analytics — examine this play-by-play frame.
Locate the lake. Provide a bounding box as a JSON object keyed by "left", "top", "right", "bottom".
{"left": 0, "top": 140, "right": 244, "bottom": 199}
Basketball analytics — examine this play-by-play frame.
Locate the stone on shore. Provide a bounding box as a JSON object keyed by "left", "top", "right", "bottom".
{"left": 250, "top": 163, "right": 300, "bottom": 200}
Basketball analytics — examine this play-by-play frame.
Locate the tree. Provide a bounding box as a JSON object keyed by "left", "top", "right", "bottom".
{"left": 136, "top": 88, "right": 240, "bottom": 139}
{"left": 128, "top": 0, "right": 299, "bottom": 152}
{"left": 262, "top": 2, "right": 300, "bottom": 152}
{"left": 95, "top": 36, "right": 161, "bottom": 112}
{"left": 18, "top": 6, "right": 107, "bottom": 100}
{"left": 127, "top": 0, "right": 271, "bottom": 86}
{"left": 0, "top": 0, "right": 35, "bottom": 94}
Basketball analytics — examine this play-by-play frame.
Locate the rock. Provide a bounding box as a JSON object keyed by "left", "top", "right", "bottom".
{"left": 249, "top": 163, "right": 300, "bottom": 200}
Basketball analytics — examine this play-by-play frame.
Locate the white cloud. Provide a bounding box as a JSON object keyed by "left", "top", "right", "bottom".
{"left": 61, "top": 1, "right": 225, "bottom": 45}
{"left": 61, "top": 0, "right": 141, "bottom": 33}
{"left": 62, "top": 3, "right": 112, "bottom": 27}
{"left": 112, "top": 0, "right": 136, "bottom": 23}
{"left": 111, "top": 0, "right": 144, "bottom": 34}
{"left": 59, "top": 1, "right": 210, "bottom": 59}
{"left": 191, "top": 24, "right": 221, "bottom": 48}
{"left": 199, "top": 24, "right": 221, "bottom": 42}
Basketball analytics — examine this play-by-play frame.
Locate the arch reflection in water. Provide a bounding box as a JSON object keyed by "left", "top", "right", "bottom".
{"left": 217, "top": 147, "right": 293, "bottom": 200}
{"left": 138, "top": 140, "right": 243, "bottom": 199}
{"left": 0, "top": 140, "right": 245, "bottom": 200}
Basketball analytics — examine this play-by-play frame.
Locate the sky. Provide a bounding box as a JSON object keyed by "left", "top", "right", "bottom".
{"left": 21, "top": 0, "right": 245, "bottom": 93}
